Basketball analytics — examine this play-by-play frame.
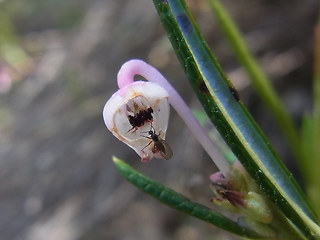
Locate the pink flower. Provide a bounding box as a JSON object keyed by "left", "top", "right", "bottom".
{"left": 103, "top": 59, "right": 229, "bottom": 172}
{"left": 103, "top": 80, "right": 171, "bottom": 162}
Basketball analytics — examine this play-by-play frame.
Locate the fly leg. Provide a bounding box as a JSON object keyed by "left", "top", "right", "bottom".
{"left": 141, "top": 140, "right": 152, "bottom": 152}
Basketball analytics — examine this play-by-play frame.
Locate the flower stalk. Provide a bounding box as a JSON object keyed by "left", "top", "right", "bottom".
{"left": 115, "top": 59, "right": 230, "bottom": 174}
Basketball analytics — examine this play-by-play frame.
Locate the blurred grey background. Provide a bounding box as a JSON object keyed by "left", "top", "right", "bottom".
{"left": 0, "top": 0, "right": 318, "bottom": 239}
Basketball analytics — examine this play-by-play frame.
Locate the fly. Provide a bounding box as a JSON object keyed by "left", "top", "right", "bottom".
{"left": 141, "top": 126, "right": 173, "bottom": 160}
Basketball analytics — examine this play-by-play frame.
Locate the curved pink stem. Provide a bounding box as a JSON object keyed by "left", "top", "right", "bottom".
{"left": 117, "top": 59, "right": 230, "bottom": 174}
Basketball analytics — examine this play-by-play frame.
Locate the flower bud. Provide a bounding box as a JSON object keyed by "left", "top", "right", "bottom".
{"left": 209, "top": 161, "right": 273, "bottom": 224}
{"left": 241, "top": 192, "right": 273, "bottom": 224}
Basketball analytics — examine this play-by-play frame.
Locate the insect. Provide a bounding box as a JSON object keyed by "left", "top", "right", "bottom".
{"left": 141, "top": 126, "right": 173, "bottom": 160}
{"left": 128, "top": 107, "right": 154, "bottom": 132}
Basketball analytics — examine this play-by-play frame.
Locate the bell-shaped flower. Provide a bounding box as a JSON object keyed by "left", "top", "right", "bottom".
{"left": 103, "top": 59, "right": 230, "bottom": 173}
{"left": 103, "top": 80, "right": 171, "bottom": 162}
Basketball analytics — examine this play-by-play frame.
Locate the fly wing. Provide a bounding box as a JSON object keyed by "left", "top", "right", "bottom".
{"left": 159, "top": 140, "right": 173, "bottom": 160}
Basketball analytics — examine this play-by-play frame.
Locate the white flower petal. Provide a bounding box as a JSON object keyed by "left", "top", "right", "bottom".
{"left": 103, "top": 81, "right": 170, "bottom": 162}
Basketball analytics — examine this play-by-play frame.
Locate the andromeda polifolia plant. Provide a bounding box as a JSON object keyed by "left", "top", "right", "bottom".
{"left": 103, "top": 0, "right": 320, "bottom": 239}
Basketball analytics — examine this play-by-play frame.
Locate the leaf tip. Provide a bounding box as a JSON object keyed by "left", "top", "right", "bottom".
{"left": 112, "top": 156, "right": 131, "bottom": 176}
{"left": 112, "top": 155, "right": 122, "bottom": 166}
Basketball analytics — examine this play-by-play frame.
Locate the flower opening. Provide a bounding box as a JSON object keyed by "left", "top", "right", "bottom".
{"left": 103, "top": 80, "right": 171, "bottom": 162}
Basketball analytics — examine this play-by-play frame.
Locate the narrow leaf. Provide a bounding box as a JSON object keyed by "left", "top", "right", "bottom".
{"left": 314, "top": 11, "right": 320, "bottom": 120}
{"left": 153, "top": 0, "right": 320, "bottom": 238}
{"left": 306, "top": 12, "right": 320, "bottom": 217}
{"left": 113, "top": 157, "right": 263, "bottom": 238}
{"left": 207, "top": 0, "right": 302, "bottom": 165}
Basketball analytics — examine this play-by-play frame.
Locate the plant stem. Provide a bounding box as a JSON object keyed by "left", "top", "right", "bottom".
{"left": 313, "top": 13, "right": 320, "bottom": 130}
{"left": 208, "top": 0, "right": 303, "bottom": 165}
{"left": 311, "top": 11, "right": 320, "bottom": 217}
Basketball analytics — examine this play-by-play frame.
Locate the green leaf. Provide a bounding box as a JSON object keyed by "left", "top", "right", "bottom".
{"left": 314, "top": 12, "right": 320, "bottom": 121}
{"left": 301, "top": 116, "right": 320, "bottom": 217}
{"left": 309, "top": 10, "right": 320, "bottom": 218}
{"left": 153, "top": 0, "right": 320, "bottom": 238}
{"left": 302, "top": 16, "right": 320, "bottom": 216}
{"left": 207, "top": 0, "right": 302, "bottom": 165}
{"left": 301, "top": 116, "right": 316, "bottom": 184}
{"left": 113, "top": 157, "right": 263, "bottom": 238}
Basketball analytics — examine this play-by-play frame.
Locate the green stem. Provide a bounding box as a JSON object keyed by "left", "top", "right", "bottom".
{"left": 311, "top": 10, "right": 320, "bottom": 217}
{"left": 207, "top": 0, "right": 302, "bottom": 165}
{"left": 314, "top": 13, "right": 320, "bottom": 115}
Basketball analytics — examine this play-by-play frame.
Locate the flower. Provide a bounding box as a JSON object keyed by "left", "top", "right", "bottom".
{"left": 209, "top": 161, "right": 273, "bottom": 224}
{"left": 103, "top": 80, "right": 171, "bottom": 162}
{"left": 103, "top": 59, "right": 229, "bottom": 172}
